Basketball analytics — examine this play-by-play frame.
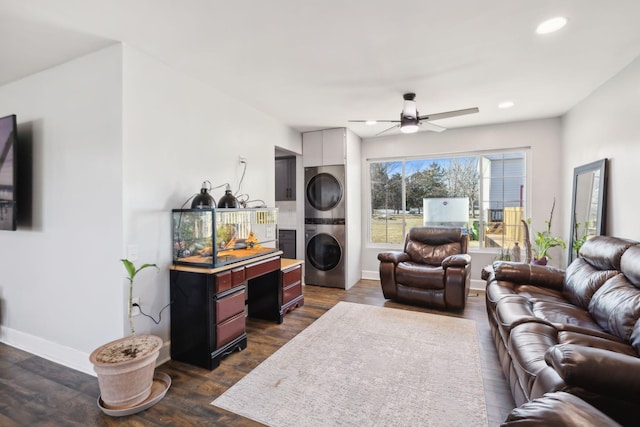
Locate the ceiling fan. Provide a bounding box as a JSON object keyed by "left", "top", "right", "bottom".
{"left": 349, "top": 93, "right": 479, "bottom": 136}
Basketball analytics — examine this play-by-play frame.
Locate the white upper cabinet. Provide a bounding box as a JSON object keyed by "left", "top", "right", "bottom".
{"left": 302, "top": 128, "right": 346, "bottom": 167}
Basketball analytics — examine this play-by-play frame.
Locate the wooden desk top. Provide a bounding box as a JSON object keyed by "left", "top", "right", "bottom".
{"left": 170, "top": 251, "right": 283, "bottom": 274}
{"left": 281, "top": 258, "right": 304, "bottom": 271}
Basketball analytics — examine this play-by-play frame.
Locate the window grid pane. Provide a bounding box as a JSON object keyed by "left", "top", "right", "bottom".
{"left": 369, "top": 150, "right": 527, "bottom": 250}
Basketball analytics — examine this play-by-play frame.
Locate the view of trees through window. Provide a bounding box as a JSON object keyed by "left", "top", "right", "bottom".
{"left": 370, "top": 151, "right": 527, "bottom": 250}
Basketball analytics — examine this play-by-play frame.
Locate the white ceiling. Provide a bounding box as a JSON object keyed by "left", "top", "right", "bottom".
{"left": 2, "top": 0, "right": 640, "bottom": 138}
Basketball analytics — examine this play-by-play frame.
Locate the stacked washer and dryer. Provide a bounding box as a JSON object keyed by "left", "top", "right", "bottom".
{"left": 304, "top": 165, "right": 347, "bottom": 288}
{"left": 302, "top": 127, "right": 361, "bottom": 290}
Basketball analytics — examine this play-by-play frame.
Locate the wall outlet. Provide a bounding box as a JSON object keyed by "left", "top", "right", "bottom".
{"left": 131, "top": 297, "right": 140, "bottom": 316}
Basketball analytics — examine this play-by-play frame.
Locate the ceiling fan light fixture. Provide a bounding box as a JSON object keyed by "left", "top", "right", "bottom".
{"left": 400, "top": 115, "right": 419, "bottom": 133}
{"left": 400, "top": 124, "right": 419, "bottom": 134}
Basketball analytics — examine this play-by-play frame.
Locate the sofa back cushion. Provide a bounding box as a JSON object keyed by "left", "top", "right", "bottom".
{"left": 405, "top": 227, "right": 465, "bottom": 266}
{"left": 579, "top": 235, "right": 637, "bottom": 271}
{"left": 563, "top": 259, "right": 619, "bottom": 309}
{"left": 588, "top": 274, "right": 640, "bottom": 349}
{"left": 620, "top": 244, "right": 640, "bottom": 288}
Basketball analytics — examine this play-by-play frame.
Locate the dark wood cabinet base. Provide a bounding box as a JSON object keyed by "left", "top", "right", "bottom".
{"left": 281, "top": 295, "right": 304, "bottom": 317}
{"left": 210, "top": 334, "right": 247, "bottom": 370}
{"left": 170, "top": 254, "right": 283, "bottom": 370}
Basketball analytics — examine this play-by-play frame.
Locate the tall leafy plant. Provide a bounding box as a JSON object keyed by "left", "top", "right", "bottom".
{"left": 121, "top": 259, "right": 158, "bottom": 339}
{"left": 530, "top": 199, "right": 566, "bottom": 261}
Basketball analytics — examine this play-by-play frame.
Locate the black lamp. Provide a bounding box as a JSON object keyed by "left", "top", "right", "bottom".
{"left": 191, "top": 181, "right": 215, "bottom": 209}
{"left": 217, "top": 184, "right": 238, "bottom": 208}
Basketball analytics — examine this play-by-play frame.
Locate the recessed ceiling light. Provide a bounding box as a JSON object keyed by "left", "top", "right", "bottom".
{"left": 498, "top": 101, "right": 515, "bottom": 109}
{"left": 536, "top": 16, "right": 568, "bottom": 35}
{"left": 365, "top": 120, "right": 377, "bottom": 125}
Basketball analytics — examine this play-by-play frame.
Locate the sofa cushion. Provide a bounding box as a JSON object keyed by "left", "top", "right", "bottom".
{"left": 563, "top": 258, "right": 619, "bottom": 309}
{"left": 395, "top": 262, "right": 444, "bottom": 289}
{"left": 579, "top": 235, "right": 636, "bottom": 271}
{"left": 405, "top": 240, "right": 461, "bottom": 266}
{"left": 620, "top": 244, "right": 640, "bottom": 288}
{"left": 557, "top": 330, "right": 636, "bottom": 356}
{"left": 508, "top": 322, "right": 560, "bottom": 399}
{"left": 532, "top": 300, "right": 604, "bottom": 332}
{"left": 589, "top": 274, "right": 640, "bottom": 347}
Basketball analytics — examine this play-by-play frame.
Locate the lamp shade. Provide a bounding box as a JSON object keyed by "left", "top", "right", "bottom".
{"left": 217, "top": 184, "right": 238, "bottom": 208}
{"left": 191, "top": 181, "right": 215, "bottom": 208}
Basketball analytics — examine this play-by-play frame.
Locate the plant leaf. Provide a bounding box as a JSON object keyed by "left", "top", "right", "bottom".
{"left": 121, "top": 259, "right": 136, "bottom": 278}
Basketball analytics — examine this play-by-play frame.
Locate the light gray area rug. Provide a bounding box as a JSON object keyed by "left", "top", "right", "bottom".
{"left": 212, "top": 301, "right": 487, "bottom": 427}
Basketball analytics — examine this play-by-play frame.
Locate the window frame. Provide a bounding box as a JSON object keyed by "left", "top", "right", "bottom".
{"left": 365, "top": 147, "right": 531, "bottom": 253}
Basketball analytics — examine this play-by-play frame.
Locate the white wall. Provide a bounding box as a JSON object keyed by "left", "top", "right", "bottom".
{"left": 122, "top": 45, "right": 301, "bottom": 347}
{"left": 360, "top": 118, "right": 563, "bottom": 284}
{"left": 562, "top": 56, "right": 640, "bottom": 242}
{"left": 0, "top": 45, "right": 124, "bottom": 372}
{"left": 0, "top": 44, "right": 300, "bottom": 374}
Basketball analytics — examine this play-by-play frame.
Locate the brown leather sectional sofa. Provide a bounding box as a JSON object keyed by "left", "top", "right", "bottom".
{"left": 484, "top": 235, "right": 640, "bottom": 426}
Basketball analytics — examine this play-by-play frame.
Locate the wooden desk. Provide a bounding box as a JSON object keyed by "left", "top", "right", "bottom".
{"left": 169, "top": 253, "right": 282, "bottom": 370}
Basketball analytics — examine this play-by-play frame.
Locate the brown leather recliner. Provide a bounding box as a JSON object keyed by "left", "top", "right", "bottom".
{"left": 377, "top": 226, "right": 472, "bottom": 310}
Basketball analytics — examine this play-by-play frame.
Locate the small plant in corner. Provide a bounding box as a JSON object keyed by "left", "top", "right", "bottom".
{"left": 121, "top": 259, "right": 158, "bottom": 354}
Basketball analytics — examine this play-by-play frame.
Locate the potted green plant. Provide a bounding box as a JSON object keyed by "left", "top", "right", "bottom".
{"left": 529, "top": 199, "right": 567, "bottom": 265}
{"left": 89, "top": 259, "right": 163, "bottom": 410}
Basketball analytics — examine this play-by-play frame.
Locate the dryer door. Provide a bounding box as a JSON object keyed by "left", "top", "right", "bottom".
{"left": 306, "top": 172, "right": 343, "bottom": 212}
{"left": 306, "top": 232, "right": 342, "bottom": 271}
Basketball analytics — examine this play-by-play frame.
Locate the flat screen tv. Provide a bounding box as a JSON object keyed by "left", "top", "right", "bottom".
{"left": 0, "top": 114, "right": 17, "bottom": 231}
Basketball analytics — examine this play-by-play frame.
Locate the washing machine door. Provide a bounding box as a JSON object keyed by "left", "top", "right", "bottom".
{"left": 306, "top": 232, "right": 342, "bottom": 271}
{"left": 306, "top": 172, "right": 343, "bottom": 212}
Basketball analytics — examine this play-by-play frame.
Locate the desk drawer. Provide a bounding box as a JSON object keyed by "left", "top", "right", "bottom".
{"left": 231, "top": 266, "right": 245, "bottom": 287}
{"left": 216, "top": 312, "right": 245, "bottom": 348}
{"left": 216, "top": 289, "right": 246, "bottom": 324}
{"left": 283, "top": 282, "right": 302, "bottom": 305}
{"left": 282, "top": 265, "right": 302, "bottom": 287}
{"left": 246, "top": 257, "right": 280, "bottom": 280}
{"left": 215, "top": 271, "right": 232, "bottom": 293}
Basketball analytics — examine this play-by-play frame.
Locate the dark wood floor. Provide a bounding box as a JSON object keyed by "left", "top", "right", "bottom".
{"left": 0, "top": 280, "right": 514, "bottom": 426}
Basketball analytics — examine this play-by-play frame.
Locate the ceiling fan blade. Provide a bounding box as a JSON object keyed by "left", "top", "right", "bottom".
{"left": 418, "top": 107, "right": 479, "bottom": 121}
{"left": 420, "top": 122, "right": 447, "bottom": 133}
{"left": 376, "top": 124, "right": 400, "bottom": 136}
{"left": 348, "top": 120, "right": 400, "bottom": 123}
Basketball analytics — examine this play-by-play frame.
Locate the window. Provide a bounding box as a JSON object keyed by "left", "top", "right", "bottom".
{"left": 369, "top": 150, "right": 528, "bottom": 249}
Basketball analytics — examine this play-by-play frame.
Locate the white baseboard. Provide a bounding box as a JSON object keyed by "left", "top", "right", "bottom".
{"left": 1, "top": 325, "right": 172, "bottom": 377}
{"left": 360, "top": 271, "right": 485, "bottom": 292}
{"left": 1, "top": 325, "right": 95, "bottom": 375}
{"left": 470, "top": 279, "right": 485, "bottom": 291}
{"left": 361, "top": 270, "right": 379, "bottom": 281}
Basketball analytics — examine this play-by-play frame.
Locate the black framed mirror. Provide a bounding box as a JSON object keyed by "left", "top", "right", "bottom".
{"left": 569, "top": 158, "right": 607, "bottom": 262}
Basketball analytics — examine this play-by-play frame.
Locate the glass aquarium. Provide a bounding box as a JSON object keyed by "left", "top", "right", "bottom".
{"left": 172, "top": 207, "right": 279, "bottom": 268}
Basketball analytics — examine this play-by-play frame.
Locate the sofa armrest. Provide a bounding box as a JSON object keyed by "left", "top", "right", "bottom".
{"left": 545, "top": 344, "right": 640, "bottom": 395}
{"left": 493, "top": 261, "right": 565, "bottom": 291}
{"left": 442, "top": 253, "right": 471, "bottom": 269}
{"left": 377, "top": 251, "right": 410, "bottom": 265}
{"left": 501, "top": 391, "right": 622, "bottom": 427}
